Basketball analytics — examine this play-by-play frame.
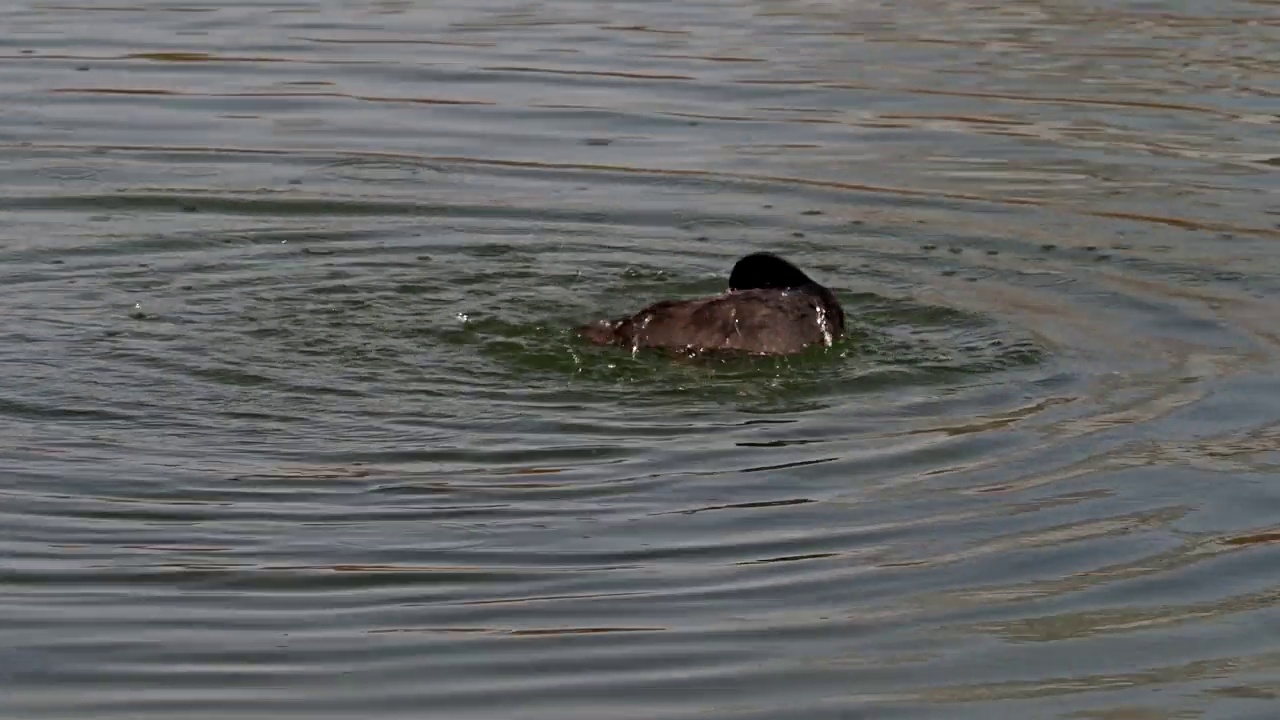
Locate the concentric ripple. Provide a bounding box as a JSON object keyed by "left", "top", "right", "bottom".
{"left": 3, "top": 1, "right": 1280, "bottom": 719}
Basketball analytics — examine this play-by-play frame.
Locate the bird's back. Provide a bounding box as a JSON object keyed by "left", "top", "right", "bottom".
{"left": 579, "top": 287, "right": 840, "bottom": 355}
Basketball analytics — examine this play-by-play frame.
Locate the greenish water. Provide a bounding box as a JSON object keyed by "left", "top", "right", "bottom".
{"left": 3, "top": 1, "right": 1280, "bottom": 718}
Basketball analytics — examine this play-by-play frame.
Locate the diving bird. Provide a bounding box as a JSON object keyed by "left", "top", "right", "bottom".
{"left": 578, "top": 252, "right": 844, "bottom": 356}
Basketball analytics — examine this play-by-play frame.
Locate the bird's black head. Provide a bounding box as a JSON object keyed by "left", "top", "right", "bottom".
{"left": 727, "top": 252, "right": 818, "bottom": 291}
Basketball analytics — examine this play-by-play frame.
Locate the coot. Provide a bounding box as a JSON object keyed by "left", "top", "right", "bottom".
{"left": 578, "top": 252, "right": 844, "bottom": 356}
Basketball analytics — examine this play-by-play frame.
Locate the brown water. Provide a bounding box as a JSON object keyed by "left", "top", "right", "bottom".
{"left": 3, "top": 1, "right": 1280, "bottom": 718}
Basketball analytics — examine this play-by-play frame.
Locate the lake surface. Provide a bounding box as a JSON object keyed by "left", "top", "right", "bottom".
{"left": 3, "top": 1, "right": 1279, "bottom": 718}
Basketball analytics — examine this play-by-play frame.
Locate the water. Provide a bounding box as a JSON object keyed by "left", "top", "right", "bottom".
{"left": 3, "top": 1, "right": 1279, "bottom": 718}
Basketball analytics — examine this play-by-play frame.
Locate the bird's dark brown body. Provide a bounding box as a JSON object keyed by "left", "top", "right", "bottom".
{"left": 578, "top": 253, "right": 844, "bottom": 356}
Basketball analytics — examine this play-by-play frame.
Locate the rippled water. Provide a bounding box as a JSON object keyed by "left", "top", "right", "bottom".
{"left": 3, "top": 1, "right": 1280, "bottom": 718}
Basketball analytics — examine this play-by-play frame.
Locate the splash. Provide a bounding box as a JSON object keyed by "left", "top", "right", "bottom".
{"left": 815, "top": 304, "right": 833, "bottom": 348}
